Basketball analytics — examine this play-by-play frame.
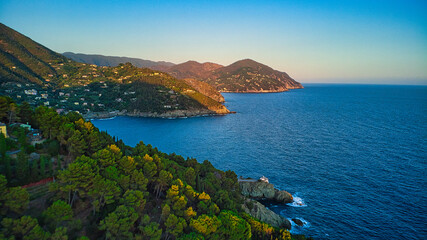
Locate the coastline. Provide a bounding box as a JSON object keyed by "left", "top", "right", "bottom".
{"left": 219, "top": 85, "right": 304, "bottom": 93}
{"left": 83, "top": 109, "right": 235, "bottom": 120}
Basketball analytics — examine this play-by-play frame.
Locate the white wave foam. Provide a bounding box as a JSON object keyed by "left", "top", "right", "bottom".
{"left": 287, "top": 217, "right": 311, "bottom": 234}
{"left": 287, "top": 195, "right": 307, "bottom": 207}
{"left": 98, "top": 116, "right": 117, "bottom": 120}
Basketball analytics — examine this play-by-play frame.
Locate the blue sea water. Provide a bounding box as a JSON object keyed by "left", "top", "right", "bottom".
{"left": 92, "top": 84, "right": 427, "bottom": 239}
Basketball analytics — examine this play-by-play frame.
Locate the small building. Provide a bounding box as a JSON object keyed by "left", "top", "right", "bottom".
{"left": 20, "top": 123, "right": 32, "bottom": 131}
{"left": 24, "top": 89, "right": 37, "bottom": 95}
{"left": 0, "top": 122, "right": 8, "bottom": 138}
{"left": 259, "top": 176, "right": 269, "bottom": 183}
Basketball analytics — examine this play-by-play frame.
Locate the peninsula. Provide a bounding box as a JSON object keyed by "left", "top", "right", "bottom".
{"left": 0, "top": 23, "right": 229, "bottom": 118}
{"left": 65, "top": 53, "right": 304, "bottom": 93}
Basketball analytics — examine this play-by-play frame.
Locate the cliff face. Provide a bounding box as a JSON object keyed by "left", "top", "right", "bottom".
{"left": 239, "top": 180, "right": 293, "bottom": 204}
{"left": 242, "top": 199, "right": 292, "bottom": 229}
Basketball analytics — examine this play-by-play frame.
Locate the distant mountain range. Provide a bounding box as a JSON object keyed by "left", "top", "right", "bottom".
{"left": 63, "top": 52, "right": 174, "bottom": 69}
{"left": 0, "top": 23, "right": 229, "bottom": 117}
{"left": 62, "top": 54, "right": 303, "bottom": 93}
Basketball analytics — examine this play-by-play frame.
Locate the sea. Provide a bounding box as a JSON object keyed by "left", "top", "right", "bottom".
{"left": 92, "top": 84, "right": 427, "bottom": 239}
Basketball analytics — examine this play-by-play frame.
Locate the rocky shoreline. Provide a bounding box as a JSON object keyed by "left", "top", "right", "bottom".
{"left": 239, "top": 178, "right": 295, "bottom": 230}
{"left": 83, "top": 109, "right": 234, "bottom": 120}
{"left": 239, "top": 179, "right": 293, "bottom": 203}
{"left": 220, "top": 85, "right": 304, "bottom": 93}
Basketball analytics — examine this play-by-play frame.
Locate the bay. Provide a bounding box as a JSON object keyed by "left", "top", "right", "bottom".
{"left": 92, "top": 84, "right": 427, "bottom": 239}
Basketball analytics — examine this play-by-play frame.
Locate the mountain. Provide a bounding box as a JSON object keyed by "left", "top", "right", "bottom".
{"left": 65, "top": 56, "right": 227, "bottom": 104}
{"left": 152, "top": 60, "right": 223, "bottom": 79}
{"left": 63, "top": 52, "right": 175, "bottom": 68}
{"left": 0, "top": 23, "right": 229, "bottom": 116}
{"left": 0, "top": 23, "right": 68, "bottom": 85}
{"left": 209, "top": 59, "right": 303, "bottom": 92}
{"left": 151, "top": 59, "right": 303, "bottom": 92}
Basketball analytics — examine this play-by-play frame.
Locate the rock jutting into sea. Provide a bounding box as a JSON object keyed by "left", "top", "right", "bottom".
{"left": 238, "top": 178, "right": 293, "bottom": 204}
{"left": 238, "top": 178, "right": 294, "bottom": 230}
{"left": 242, "top": 198, "right": 292, "bottom": 229}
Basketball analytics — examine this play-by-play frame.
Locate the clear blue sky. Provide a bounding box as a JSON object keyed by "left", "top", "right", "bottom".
{"left": 1, "top": 0, "right": 426, "bottom": 84}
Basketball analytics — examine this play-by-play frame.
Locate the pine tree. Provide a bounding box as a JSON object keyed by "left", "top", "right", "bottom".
{"left": 47, "top": 157, "right": 53, "bottom": 177}
{"left": 16, "top": 149, "right": 30, "bottom": 184}
{"left": 30, "top": 159, "right": 39, "bottom": 182}
{"left": 0, "top": 133, "right": 6, "bottom": 160}
{"left": 40, "top": 156, "right": 47, "bottom": 178}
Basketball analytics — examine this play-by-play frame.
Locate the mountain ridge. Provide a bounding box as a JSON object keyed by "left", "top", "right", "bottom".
{"left": 0, "top": 23, "right": 229, "bottom": 117}
{"left": 159, "top": 58, "right": 303, "bottom": 92}
{"left": 63, "top": 52, "right": 175, "bottom": 69}
{"left": 59, "top": 53, "right": 303, "bottom": 93}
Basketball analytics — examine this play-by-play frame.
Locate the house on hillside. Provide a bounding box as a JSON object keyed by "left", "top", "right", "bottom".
{"left": 0, "top": 123, "right": 8, "bottom": 138}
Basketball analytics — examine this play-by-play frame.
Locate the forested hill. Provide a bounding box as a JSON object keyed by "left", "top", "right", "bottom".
{"left": 209, "top": 59, "right": 303, "bottom": 92}
{"left": 0, "top": 23, "right": 229, "bottom": 116}
{"left": 0, "top": 99, "right": 313, "bottom": 240}
{"left": 63, "top": 52, "right": 175, "bottom": 69}
{"left": 152, "top": 59, "right": 303, "bottom": 93}
{"left": 71, "top": 54, "right": 304, "bottom": 93}
{"left": 0, "top": 23, "right": 68, "bottom": 85}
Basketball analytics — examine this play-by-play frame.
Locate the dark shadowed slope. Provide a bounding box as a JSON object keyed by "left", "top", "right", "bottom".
{"left": 0, "top": 23, "right": 68, "bottom": 84}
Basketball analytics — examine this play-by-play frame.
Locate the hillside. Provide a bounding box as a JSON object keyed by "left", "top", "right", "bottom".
{"left": 63, "top": 52, "right": 175, "bottom": 68}
{"left": 209, "top": 59, "right": 303, "bottom": 92}
{"left": 0, "top": 23, "right": 229, "bottom": 117}
{"left": 183, "top": 78, "right": 225, "bottom": 103}
{"left": 0, "top": 100, "right": 312, "bottom": 240}
{"left": 0, "top": 23, "right": 68, "bottom": 85}
{"left": 150, "top": 59, "right": 303, "bottom": 93}
{"left": 64, "top": 55, "right": 228, "bottom": 105}
{"left": 152, "top": 60, "right": 223, "bottom": 80}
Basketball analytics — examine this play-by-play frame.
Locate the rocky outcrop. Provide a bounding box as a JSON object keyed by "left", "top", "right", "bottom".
{"left": 292, "top": 218, "right": 304, "bottom": 227}
{"left": 242, "top": 199, "right": 291, "bottom": 229}
{"left": 239, "top": 180, "right": 293, "bottom": 204}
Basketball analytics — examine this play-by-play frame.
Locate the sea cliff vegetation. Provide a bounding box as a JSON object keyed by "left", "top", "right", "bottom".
{"left": 0, "top": 98, "right": 312, "bottom": 239}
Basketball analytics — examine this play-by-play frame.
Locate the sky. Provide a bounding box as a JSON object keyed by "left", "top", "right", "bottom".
{"left": 0, "top": 0, "right": 426, "bottom": 84}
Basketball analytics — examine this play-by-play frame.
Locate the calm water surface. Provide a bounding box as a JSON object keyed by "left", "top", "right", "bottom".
{"left": 92, "top": 84, "right": 427, "bottom": 239}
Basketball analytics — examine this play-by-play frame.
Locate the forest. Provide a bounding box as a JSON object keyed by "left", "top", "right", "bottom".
{"left": 0, "top": 96, "right": 311, "bottom": 240}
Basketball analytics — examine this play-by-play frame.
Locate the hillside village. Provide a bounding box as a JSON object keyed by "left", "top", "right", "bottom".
{"left": 0, "top": 79, "right": 187, "bottom": 116}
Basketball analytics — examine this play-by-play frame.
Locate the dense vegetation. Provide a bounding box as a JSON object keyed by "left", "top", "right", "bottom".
{"left": 148, "top": 59, "right": 303, "bottom": 93}
{"left": 0, "top": 99, "right": 313, "bottom": 239}
{"left": 207, "top": 59, "right": 303, "bottom": 92}
{"left": 0, "top": 23, "right": 228, "bottom": 116}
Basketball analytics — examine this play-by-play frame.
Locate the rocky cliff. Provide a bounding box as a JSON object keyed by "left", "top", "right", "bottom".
{"left": 242, "top": 199, "right": 292, "bottom": 229}
{"left": 239, "top": 180, "right": 293, "bottom": 204}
